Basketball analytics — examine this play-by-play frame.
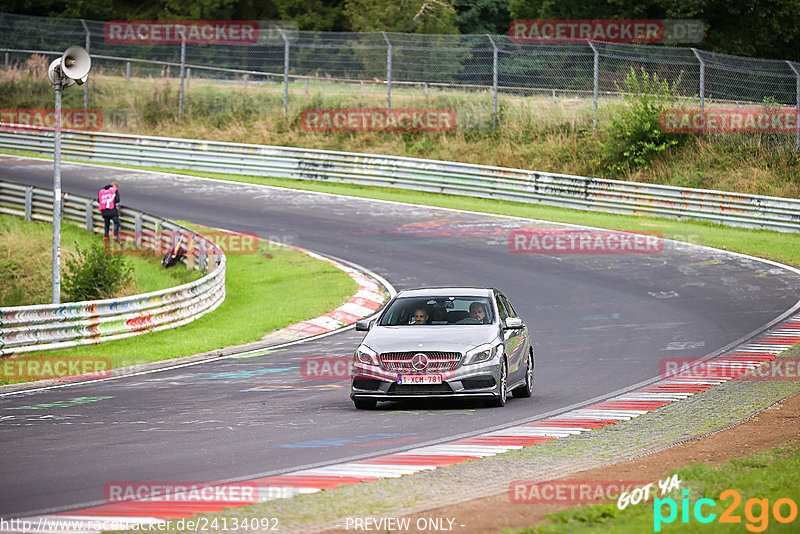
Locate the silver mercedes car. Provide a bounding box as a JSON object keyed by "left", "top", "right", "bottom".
{"left": 350, "top": 287, "right": 534, "bottom": 409}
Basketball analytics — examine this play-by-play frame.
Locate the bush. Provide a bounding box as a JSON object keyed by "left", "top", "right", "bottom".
{"left": 600, "top": 68, "right": 690, "bottom": 174}
{"left": 63, "top": 241, "right": 134, "bottom": 301}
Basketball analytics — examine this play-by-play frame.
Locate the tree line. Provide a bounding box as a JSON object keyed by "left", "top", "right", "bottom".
{"left": 4, "top": 0, "right": 800, "bottom": 60}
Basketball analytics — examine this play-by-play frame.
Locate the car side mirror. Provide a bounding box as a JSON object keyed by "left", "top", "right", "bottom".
{"left": 355, "top": 320, "right": 372, "bottom": 332}
{"left": 504, "top": 317, "right": 524, "bottom": 330}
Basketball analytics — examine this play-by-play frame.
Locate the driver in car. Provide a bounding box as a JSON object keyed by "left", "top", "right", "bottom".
{"left": 409, "top": 308, "right": 430, "bottom": 325}
{"left": 469, "top": 302, "right": 488, "bottom": 324}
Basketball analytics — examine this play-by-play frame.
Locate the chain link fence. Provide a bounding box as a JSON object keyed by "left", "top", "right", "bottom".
{"left": 1, "top": 12, "right": 799, "bottom": 145}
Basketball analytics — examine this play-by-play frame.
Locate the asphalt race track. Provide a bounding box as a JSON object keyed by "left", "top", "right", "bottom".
{"left": 1, "top": 156, "right": 799, "bottom": 517}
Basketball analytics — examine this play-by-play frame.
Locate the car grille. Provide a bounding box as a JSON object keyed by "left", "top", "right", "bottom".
{"left": 379, "top": 351, "right": 462, "bottom": 373}
{"left": 387, "top": 383, "right": 454, "bottom": 394}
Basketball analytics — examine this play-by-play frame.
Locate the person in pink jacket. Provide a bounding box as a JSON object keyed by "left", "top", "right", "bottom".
{"left": 98, "top": 181, "right": 121, "bottom": 241}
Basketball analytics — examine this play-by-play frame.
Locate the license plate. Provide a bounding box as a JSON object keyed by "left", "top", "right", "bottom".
{"left": 397, "top": 374, "right": 442, "bottom": 385}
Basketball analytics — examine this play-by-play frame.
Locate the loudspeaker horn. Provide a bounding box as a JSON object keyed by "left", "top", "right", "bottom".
{"left": 60, "top": 45, "right": 91, "bottom": 81}
{"left": 47, "top": 58, "right": 75, "bottom": 87}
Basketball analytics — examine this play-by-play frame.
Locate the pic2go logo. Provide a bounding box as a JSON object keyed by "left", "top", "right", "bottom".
{"left": 654, "top": 489, "right": 798, "bottom": 532}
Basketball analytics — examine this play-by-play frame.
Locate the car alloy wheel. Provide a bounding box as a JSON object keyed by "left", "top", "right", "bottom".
{"left": 513, "top": 350, "right": 533, "bottom": 398}
{"left": 489, "top": 359, "right": 507, "bottom": 407}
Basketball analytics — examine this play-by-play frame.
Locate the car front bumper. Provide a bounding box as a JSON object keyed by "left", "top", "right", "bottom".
{"left": 350, "top": 360, "right": 503, "bottom": 401}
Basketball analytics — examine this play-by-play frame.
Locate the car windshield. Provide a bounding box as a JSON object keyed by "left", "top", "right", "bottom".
{"left": 379, "top": 296, "right": 494, "bottom": 326}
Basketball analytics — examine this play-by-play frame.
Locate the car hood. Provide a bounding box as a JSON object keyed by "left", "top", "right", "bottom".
{"left": 362, "top": 325, "right": 497, "bottom": 354}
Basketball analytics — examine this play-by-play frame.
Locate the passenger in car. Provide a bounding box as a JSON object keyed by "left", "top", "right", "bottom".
{"left": 469, "top": 302, "right": 489, "bottom": 324}
{"left": 409, "top": 308, "right": 430, "bottom": 325}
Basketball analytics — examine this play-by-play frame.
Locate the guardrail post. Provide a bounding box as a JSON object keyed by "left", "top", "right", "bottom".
{"left": 80, "top": 19, "right": 90, "bottom": 109}
{"left": 178, "top": 38, "right": 186, "bottom": 117}
{"left": 24, "top": 186, "right": 33, "bottom": 221}
{"left": 588, "top": 41, "right": 599, "bottom": 130}
{"left": 243, "top": 73, "right": 248, "bottom": 90}
{"left": 692, "top": 48, "right": 705, "bottom": 112}
{"left": 787, "top": 61, "right": 800, "bottom": 152}
{"left": 186, "top": 235, "right": 196, "bottom": 270}
{"left": 154, "top": 219, "right": 162, "bottom": 253}
{"left": 5, "top": 52, "right": 9, "bottom": 68}
{"left": 198, "top": 244, "right": 207, "bottom": 271}
{"left": 487, "top": 34, "right": 499, "bottom": 127}
{"left": 279, "top": 29, "right": 290, "bottom": 115}
{"left": 552, "top": 89, "right": 556, "bottom": 108}
{"left": 424, "top": 82, "right": 428, "bottom": 103}
{"left": 125, "top": 61, "right": 130, "bottom": 82}
{"left": 305, "top": 77, "right": 309, "bottom": 95}
{"left": 186, "top": 67, "right": 191, "bottom": 90}
{"left": 134, "top": 213, "right": 142, "bottom": 247}
{"left": 84, "top": 199, "right": 93, "bottom": 231}
{"left": 382, "top": 31, "right": 392, "bottom": 110}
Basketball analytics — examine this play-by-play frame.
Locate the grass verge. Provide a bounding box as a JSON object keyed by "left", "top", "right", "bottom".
{"left": 0, "top": 220, "right": 358, "bottom": 384}
{"left": 0, "top": 213, "right": 200, "bottom": 306}
{"left": 6, "top": 152, "right": 795, "bottom": 269}
{"left": 2, "top": 65, "right": 799, "bottom": 198}
{"left": 506, "top": 440, "right": 800, "bottom": 533}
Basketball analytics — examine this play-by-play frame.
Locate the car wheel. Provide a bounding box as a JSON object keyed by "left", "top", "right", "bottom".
{"left": 488, "top": 359, "right": 508, "bottom": 407}
{"left": 512, "top": 349, "right": 534, "bottom": 398}
{"left": 354, "top": 398, "right": 377, "bottom": 410}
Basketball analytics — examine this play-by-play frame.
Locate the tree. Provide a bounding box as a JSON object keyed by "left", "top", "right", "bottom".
{"left": 272, "top": 0, "right": 347, "bottom": 31}
{"left": 344, "top": 0, "right": 459, "bottom": 33}
{"left": 507, "top": 0, "right": 800, "bottom": 61}
{"left": 454, "top": 0, "right": 511, "bottom": 35}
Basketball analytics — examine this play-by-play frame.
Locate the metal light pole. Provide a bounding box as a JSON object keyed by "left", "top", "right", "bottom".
{"left": 47, "top": 46, "right": 91, "bottom": 304}
{"left": 52, "top": 77, "right": 64, "bottom": 303}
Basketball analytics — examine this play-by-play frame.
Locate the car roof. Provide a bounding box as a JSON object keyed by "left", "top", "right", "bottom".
{"left": 395, "top": 287, "right": 495, "bottom": 298}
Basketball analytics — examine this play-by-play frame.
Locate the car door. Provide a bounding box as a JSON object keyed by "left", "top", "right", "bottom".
{"left": 497, "top": 291, "right": 526, "bottom": 383}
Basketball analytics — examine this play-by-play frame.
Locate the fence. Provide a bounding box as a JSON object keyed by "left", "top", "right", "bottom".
{"left": 1, "top": 12, "right": 800, "bottom": 145}
{"left": 1, "top": 125, "right": 798, "bottom": 233}
{"left": 0, "top": 180, "right": 227, "bottom": 356}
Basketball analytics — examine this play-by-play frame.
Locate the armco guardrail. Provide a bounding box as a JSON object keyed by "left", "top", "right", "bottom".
{"left": 0, "top": 180, "right": 226, "bottom": 356}
{"left": 1, "top": 125, "right": 799, "bottom": 232}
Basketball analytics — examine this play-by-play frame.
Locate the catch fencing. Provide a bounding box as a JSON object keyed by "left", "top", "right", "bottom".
{"left": 1, "top": 125, "right": 798, "bottom": 233}
{"left": 1, "top": 12, "right": 800, "bottom": 143}
{"left": 0, "top": 180, "right": 227, "bottom": 356}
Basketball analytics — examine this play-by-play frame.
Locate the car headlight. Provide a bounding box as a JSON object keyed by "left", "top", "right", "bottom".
{"left": 463, "top": 343, "right": 498, "bottom": 365}
{"left": 354, "top": 344, "right": 379, "bottom": 366}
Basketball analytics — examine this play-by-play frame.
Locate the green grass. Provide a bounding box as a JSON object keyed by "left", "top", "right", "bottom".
{"left": 13, "top": 154, "right": 795, "bottom": 269}
{"left": 2, "top": 64, "right": 799, "bottom": 199}
{"left": 1, "top": 219, "right": 358, "bottom": 384}
{"left": 4, "top": 149, "right": 798, "bottom": 268}
{"left": 0, "top": 213, "right": 200, "bottom": 306}
{"left": 506, "top": 441, "right": 800, "bottom": 533}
